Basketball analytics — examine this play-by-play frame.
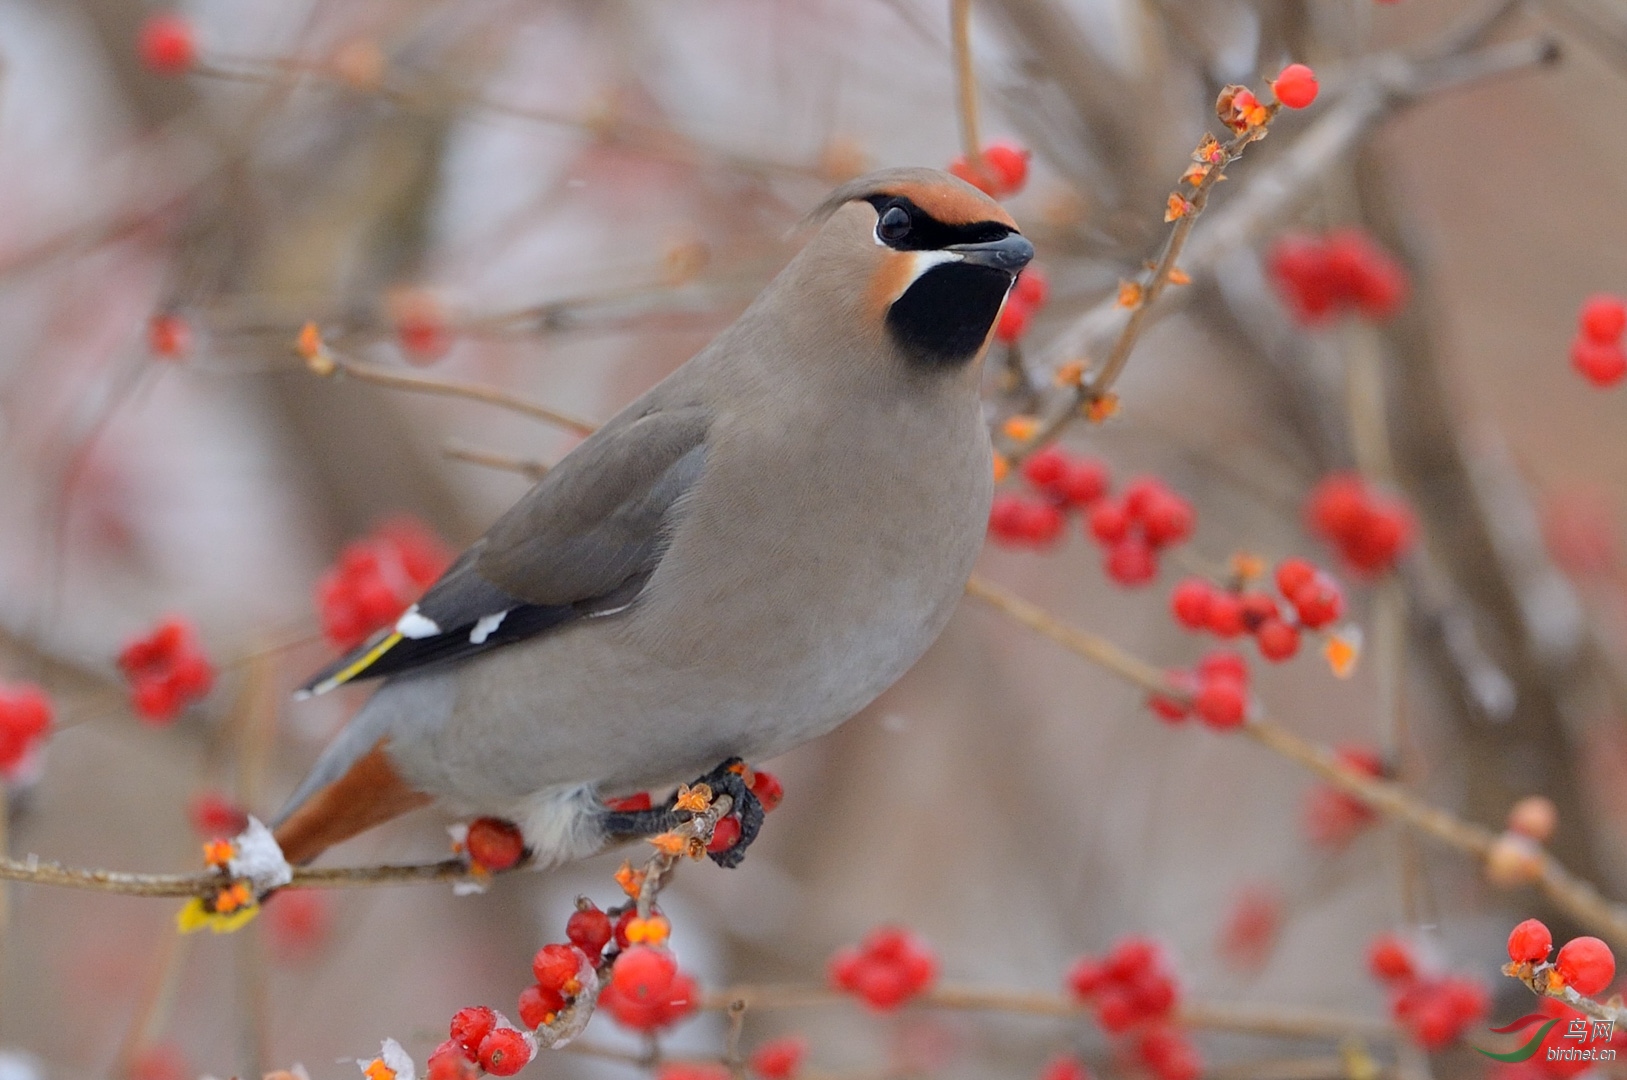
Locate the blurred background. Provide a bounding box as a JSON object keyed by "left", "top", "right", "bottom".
{"left": 2, "top": 0, "right": 1626, "bottom": 1077}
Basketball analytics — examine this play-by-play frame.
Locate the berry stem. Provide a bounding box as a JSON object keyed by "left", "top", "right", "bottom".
{"left": 950, "top": 0, "right": 984, "bottom": 172}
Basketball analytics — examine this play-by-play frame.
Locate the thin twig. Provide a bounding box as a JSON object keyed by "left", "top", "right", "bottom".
{"left": 951, "top": 0, "right": 983, "bottom": 165}
{"left": 0, "top": 855, "right": 475, "bottom": 897}
{"left": 963, "top": 575, "right": 1627, "bottom": 949}
{"left": 317, "top": 350, "right": 597, "bottom": 436}
{"left": 442, "top": 441, "right": 551, "bottom": 481}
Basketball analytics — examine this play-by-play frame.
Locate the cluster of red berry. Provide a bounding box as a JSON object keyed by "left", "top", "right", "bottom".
{"left": 1301, "top": 746, "right": 1384, "bottom": 849}
{"left": 263, "top": 888, "right": 333, "bottom": 963}
{"left": 598, "top": 938, "right": 699, "bottom": 1032}
{"left": 1507, "top": 919, "right": 1616, "bottom": 996}
{"left": 118, "top": 617, "right": 216, "bottom": 723}
{"left": 0, "top": 682, "right": 52, "bottom": 778}
{"left": 989, "top": 452, "right": 1197, "bottom": 587}
{"left": 1067, "top": 938, "right": 1200, "bottom": 1080}
{"left": 746, "top": 1037, "right": 807, "bottom": 1080}
{"left": 1366, "top": 934, "right": 1488, "bottom": 1050}
{"left": 1170, "top": 556, "right": 1344, "bottom": 664}
{"left": 948, "top": 142, "right": 1030, "bottom": 200}
{"left": 996, "top": 265, "right": 1050, "bottom": 344}
{"left": 1570, "top": 294, "right": 1627, "bottom": 387}
{"left": 828, "top": 925, "right": 939, "bottom": 1010}
{"left": 430, "top": 1007, "right": 534, "bottom": 1078}
{"left": 316, "top": 517, "right": 452, "bottom": 649}
{"left": 1146, "top": 650, "right": 1250, "bottom": 730}
{"left": 1305, "top": 473, "right": 1415, "bottom": 575}
{"left": 138, "top": 11, "right": 196, "bottom": 75}
{"left": 1267, "top": 230, "right": 1408, "bottom": 326}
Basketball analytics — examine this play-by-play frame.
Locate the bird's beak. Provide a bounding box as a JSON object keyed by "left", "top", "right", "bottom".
{"left": 948, "top": 232, "right": 1035, "bottom": 273}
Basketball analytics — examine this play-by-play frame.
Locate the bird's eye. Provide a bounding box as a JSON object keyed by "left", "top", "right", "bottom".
{"left": 876, "top": 205, "right": 912, "bottom": 244}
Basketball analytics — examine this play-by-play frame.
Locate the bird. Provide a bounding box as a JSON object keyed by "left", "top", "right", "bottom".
{"left": 271, "top": 166, "right": 1033, "bottom": 871}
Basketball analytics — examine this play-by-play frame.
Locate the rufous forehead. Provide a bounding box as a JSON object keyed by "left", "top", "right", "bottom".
{"left": 886, "top": 181, "right": 1017, "bottom": 230}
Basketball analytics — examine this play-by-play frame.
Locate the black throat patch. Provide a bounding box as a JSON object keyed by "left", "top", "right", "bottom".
{"left": 886, "top": 262, "right": 1014, "bottom": 369}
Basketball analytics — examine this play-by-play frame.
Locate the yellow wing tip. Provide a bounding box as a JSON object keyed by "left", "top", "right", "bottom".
{"left": 302, "top": 631, "right": 404, "bottom": 697}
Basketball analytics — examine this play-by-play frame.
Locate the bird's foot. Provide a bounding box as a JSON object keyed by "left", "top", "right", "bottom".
{"left": 598, "top": 758, "right": 765, "bottom": 870}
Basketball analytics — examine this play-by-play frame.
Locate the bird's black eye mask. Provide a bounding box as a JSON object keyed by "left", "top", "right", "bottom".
{"left": 865, "top": 195, "right": 1013, "bottom": 251}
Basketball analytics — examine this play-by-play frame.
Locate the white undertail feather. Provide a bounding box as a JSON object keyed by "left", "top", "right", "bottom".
{"left": 396, "top": 607, "right": 441, "bottom": 639}
{"left": 512, "top": 784, "right": 608, "bottom": 868}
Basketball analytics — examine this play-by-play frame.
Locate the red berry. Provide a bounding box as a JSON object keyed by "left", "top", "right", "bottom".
{"left": 612, "top": 945, "right": 679, "bottom": 1003}
{"left": 1269, "top": 234, "right": 1339, "bottom": 324}
{"left": 1106, "top": 536, "right": 1158, "bottom": 586}
{"left": 532, "top": 942, "right": 584, "bottom": 992}
{"left": 265, "top": 889, "right": 332, "bottom": 962}
{"left": 994, "top": 300, "right": 1032, "bottom": 344}
{"left": 1290, "top": 574, "right": 1344, "bottom": 629}
{"left": 1579, "top": 294, "right": 1627, "bottom": 344}
{"left": 1572, "top": 336, "right": 1627, "bottom": 387}
{"left": 1556, "top": 936, "right": 1616, "bottom": 996}
{"left": 1507, "top": 918, "right": 1553, "bottom": 964}
{"left": 477, "top": 1028, "right": 532, "bottom": 1076}
{"left": 118, "top": 617, "right": 215, "bottom": 724}
{"left": 1088, "top": 500, "right": 1130, "bottom": 544}
{"left": 1274, "top": 557, "right": 1316, "bottom": 597}
{"left": 1039, "top": 1056, "right": 1090, "bottom": 1080}
{"left": 1147, "top": 670, "right": 1194, "bottom": 724}
{"left": 466, "top": 817, "right": 526, "bottom": 871}
{"left": 1021, "top": 447, "right": 1068, "bottom": 491}
{"left": 390, "top": 288, "right": 453, "bottom": 364}
{"left": 1366, "top": 934, "right": 1415, "bottom": 983}
{"left": 1066, "top": 956, "right": 1107, "bottom": 999}
{"left": 1255, "top": 619, "right": 1300, "bottom": 662}
{"left": 1140, "top": 488, "right": 1195, "bottom": 548}
{"left": 138, "top": 13, "right": 196, "bottom": 75}
{"left": 427, "top": 1040, "right": 479, "bottom": 1080}
{"left": 1194, "top": 676, "right": 1246, "bottom": 729}
{"left": 1170, "top": 578, "right": 1214, "bottom": 630}
{"left": 829, "top": 926, "right": 937, "bottom": 1010}
{"left": 1056, "top": 459, "right": 1109, "bottom": 507}
{"left": 1342, "top": 502, "right": 1415, "bottom": 573}
{"left": 1273, "top": 63, "right": 1319, "bottom": 108}
{"left": 981, "top": 142, "right": 1030, "bottom": 195}
{"left": 707, "top": 814, "right": 743, "bottom": 853}
{"left": 1205, "top": 592, "right": 1246, "bottom": 638}
{"left": 450, "top": 1005, "right": 497, "bottom": 1055}
{"left": 147, "top": 313, "right": 191, "bottom": 359}
{"left": 1197, "top": 650, "right": 1248, "bottom": 684}
{"left": 749, "top": 1036, "right": 807, "bottom": 1080}
{"left": 518, "top": 983, "right": 564, "bottom": 1028}
{"left": 1307, "top": 474, "right": 1366, "bottom": 540}
{"left": 605, "top": 791, "right": 652, "bottom": 812}
{"left": 567, "top": 903, "right": 613, "bottom": 962}
{"left": 1012, "top": 265, "right": 1049, "bottom": 310}
{"left": 186, "top": 790, "right": 247, "bottom": 839}
{"left": 751, "top": 769, "right": 785, "bottom": 811}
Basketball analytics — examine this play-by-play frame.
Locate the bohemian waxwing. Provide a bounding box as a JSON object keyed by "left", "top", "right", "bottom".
{"left": 273, "top": 167, "right": 1033, "bottom": 868}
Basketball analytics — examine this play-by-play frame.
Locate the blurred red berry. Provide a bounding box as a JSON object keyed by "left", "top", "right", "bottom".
{"left": 1140, "top": 488, "right": 1195, "bottom": 547}
{"left": 427, "top": 1040, "right": 479, "bottom": 1080}
{"left": 567, "top": 903, "right": 613, "bottom": 962}
{"left": 1392, "top": 975, "right": 1487, "bottom": 1050}
{"left": 995, "top": 300, "right": 1032, "bottom": 344}
{"left": 317, "top": 517, "right": 453, "bottom": 649}
{"left": 1170, "top": 578, "right": 1213, "bottom": 630}
{"left": 1217, "top": 883, "right": 1283, "bottom": 973}
{"left": 1255, "top": 619, "right": 1300, "bottom": 662}
{"left": 389, "top": 287, "right": 453, "bottom": 364}
{"left": 1289, "top": 573, "right": 1344, "bottom": 629}
{"left": 1195, "top": 676, "right": 1246, "bottom": 729}
{"left": 1542, "top": 489, "right": 1618, "bottom": 577}
{"left": 1056, "top": 459, "right": 1109, "bottom": 506}
{"left": 1366, "top": 934, "right": 1416, "bottom": 983}
{"left": 598, "top": 967, "right": 697, "bottom": 1031}
{"left": 118, "top": 617, "right": 214, "bottom": 724}
{"left": 1269, "top": 230, "right": 1407, "bottom": 324}
{"left": 1147, "top": 670, "right": 1195, "bottom": 724}
{"left": 450, "top": 1006, "right": 497, "bottom": 1055}
{"left": 612, "top": 945, "right": 679, "bottom": 1003}
{"left": 829, "top": 926, "right": 938, "bottom": 1010}
{"left": 1088, "top": 500, "right": 1130, "bottom": 545}
{"left": 1106, "top": 536, "right": 1158, "bottom": 586}
{"left": 989, "top": 495, "right": 1065, "bottom": 547}
{"left": 1197, "top": 650, "right": 1248, "bottom": 684}
{"left": 1022, "top": 447, "right": 1068, "bottom": 491}
{"left": 1273, "top": 63, "right": 1319, "bottom": 108}
{"left": 1507, "top": 918, "right": 1553, "bottom": 964}
{"left": 1579, "top": 294, "right": 1627, "bottom": 344}
{"left": 1555, "top": 936, "right": 1615, "bottom": 995}
{"left": 1039, "top": 1056, "right": 1090, "bottom": 1080}
{"left": 749, "top": 1036, "right": 807, "bottom": 1080}
{"left": 147, "top": 313, "right": 191, "bottom": 359}
{"left": 1205, "top": 591, "right": 1247, "bottom": 637}
{"left": 605, "top": 792, "right": 652, "bottom": 812}
{"left": 1274, "top": 557, "right": 1316, "bottom": 597}
{"left": 466, "top": 817, "right": 525, "bottom": 871}
{"left": 1572, "top": 336, "right": 1627, "bottom": 387}
{"left": 186, "top": 789, "right": 247, "bottom": 838}
{"left": 1012, "top": 265, "right": 1050, "bottom": 310}
{"left": 129, "top": 1044, "right": 189, "bottom": 1080}
{"left": 0, "top": 682, "right": 52, "bottom": 775}
{"left": 1239, "top": 592, "right": 1279, "bottom": 630}
{"left": 477, "top": 1027, "right": 532, "bottom": 1076}
{"left": 950, "top": 141, "right": 1030, "bottom": 198}
{"left": 138, "top": 12, "right": 196, "bottom": 75}
{"left": 1306, "top": 473, "right": 1414, "bottom": 574}
{"left": 265, "top": 889, "right": 332, "bottom": 962}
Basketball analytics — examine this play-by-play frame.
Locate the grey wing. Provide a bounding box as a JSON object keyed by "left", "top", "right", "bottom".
{"left": 296, "top": 405, "right": 711, "bottom": 696}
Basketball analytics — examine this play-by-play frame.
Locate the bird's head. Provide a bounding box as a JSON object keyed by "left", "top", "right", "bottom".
{"left": 795, "top": 167, "right": 1034, "bottom": 372}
